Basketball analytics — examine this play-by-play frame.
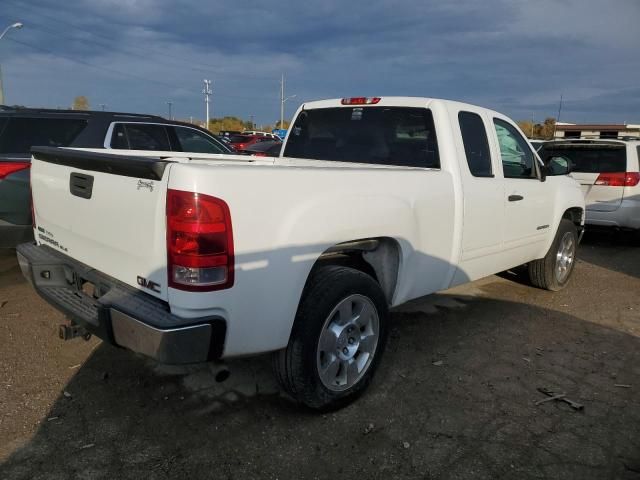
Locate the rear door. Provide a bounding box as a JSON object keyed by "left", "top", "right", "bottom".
{"left": 30, "top": 147, "right": 172, "bottom": 300}
{"left": 540, "top": 142, "right": 626, "bottom": 212}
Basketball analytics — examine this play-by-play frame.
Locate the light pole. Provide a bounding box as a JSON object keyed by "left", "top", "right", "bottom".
{"left": 279, "top": 74, "right": 295, "bottom": 129}
{"left": 99, "top": 103, "right": 107, "bottom": 111}
{"left": 203, "top": 79, "right": 212, "bottom": 129}
{"left": 166, "top": 101, "right": 173, "bottom": 120}
{"left": 0, "top": 22, "right": 23, "bottom": 42}
{"left": 0, "top": 22, "right": 24, "bottom": 105}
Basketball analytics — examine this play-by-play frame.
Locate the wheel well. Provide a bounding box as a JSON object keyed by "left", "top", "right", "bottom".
{"left": 311, "top": 237, "right": 401, "bottom": 304}
{"left": 562, "top": 207, "right": 584, "bottom": 229}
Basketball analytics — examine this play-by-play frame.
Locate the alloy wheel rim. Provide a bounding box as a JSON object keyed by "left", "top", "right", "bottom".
{"left": 555, "top": 231, "right": 575, "bottom": 283}
{"left": 316, "top": 294, "right": 380, "bottom": 392}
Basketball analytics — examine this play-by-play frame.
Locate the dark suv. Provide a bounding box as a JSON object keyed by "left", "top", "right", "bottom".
{"left": 0, "top": 106, "right": 231, "bottom": 247}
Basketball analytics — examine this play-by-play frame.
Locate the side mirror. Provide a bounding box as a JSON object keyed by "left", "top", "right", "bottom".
{"left": 546, "top": 155, "right": 572, "bottom": 176}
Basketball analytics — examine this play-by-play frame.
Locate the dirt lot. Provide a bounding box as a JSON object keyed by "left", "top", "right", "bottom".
{"left": 1, "top": 232, "right": 639, "bottom": 480}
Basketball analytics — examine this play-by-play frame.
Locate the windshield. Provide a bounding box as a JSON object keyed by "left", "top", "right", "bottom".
{"left": 283, "top": 106, "right": 439, "bottom": 168}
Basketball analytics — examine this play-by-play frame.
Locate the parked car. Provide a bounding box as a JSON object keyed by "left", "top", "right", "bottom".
{"left": 18, "top": 96, "right": 584, "bottom": 410}
{"left": 242, "top": 140, "right": 282, "bottom": 157}
{"left": 538, "top": 138, "right": 640, "bottom": 232}
{"left": 0, "top": 106, "right": 231, "bottom": 247}
{"left": 242, "top": 130, "right": 280, "bottom": 140}
{"left": 228, "top": 134, "right": 274, "bottom": 151}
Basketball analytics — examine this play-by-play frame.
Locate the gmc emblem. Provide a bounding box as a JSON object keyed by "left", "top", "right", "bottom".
{"left": 137, "top": 276, "right": 161, "bottom": 293}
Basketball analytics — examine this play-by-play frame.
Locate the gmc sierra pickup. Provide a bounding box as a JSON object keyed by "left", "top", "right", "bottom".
{"left": 17, "top": 97, "right": 585, "bottom": 410}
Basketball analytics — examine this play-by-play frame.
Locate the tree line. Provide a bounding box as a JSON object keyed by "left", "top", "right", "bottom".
{"left": 515, "top": 117, "right": 557, "bottom": 139}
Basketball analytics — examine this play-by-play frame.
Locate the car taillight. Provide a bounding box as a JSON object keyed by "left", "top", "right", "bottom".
{"left": 341, "top": 97, "right": 381, "bottom": 105}
{"left": 0, "top": 161, "right": 30, "bottom": 180}
{"left": 166, "top": 189, "right": 234, "bottom": 291}
{"left": 594, "top": 172, "right": 640, "bottom": 187}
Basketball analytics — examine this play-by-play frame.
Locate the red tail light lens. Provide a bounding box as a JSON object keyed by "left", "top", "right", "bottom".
{"left": 595, "top": 172, "right": 640, "bottom": 187}
{"left": 166, "top": 189, "right": 234, "bottom": 291}
{"left": 0, "top": 161, "right": 30, "bottom": 180}
{"left": 341, "top": 97, "right": 381, "bottom": 105}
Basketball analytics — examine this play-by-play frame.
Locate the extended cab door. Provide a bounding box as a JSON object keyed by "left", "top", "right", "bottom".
{"left": 455, "top": 109, "right": 504, "bottom": 280}
{"left": 490, "top": 117, "right": 554, "bottom": 255}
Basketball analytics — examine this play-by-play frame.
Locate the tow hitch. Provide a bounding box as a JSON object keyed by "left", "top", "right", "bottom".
{"left": 58, "top": 322, "right": 92, "bottom": 341}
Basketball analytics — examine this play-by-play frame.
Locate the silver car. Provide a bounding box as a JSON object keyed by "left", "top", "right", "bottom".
{"left": 539, "top": 139, "right": 640, "bottom": 231}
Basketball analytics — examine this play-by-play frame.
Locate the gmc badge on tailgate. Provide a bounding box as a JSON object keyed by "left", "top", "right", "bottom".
{"left": 137, "top": 276, "right": 161, "bottom": 293}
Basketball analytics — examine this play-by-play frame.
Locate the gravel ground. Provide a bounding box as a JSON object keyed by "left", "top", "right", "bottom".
{"left": 0, "top": 231, "right": 639, "bottom": 479}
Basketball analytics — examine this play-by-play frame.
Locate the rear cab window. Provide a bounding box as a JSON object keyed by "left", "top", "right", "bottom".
{"left": 539, "top": 142, "right": 627, "bottom": 173}
{"left": 458, "top": 111, "right": 492, "bottom": 177}
{"left": 0, "top": 117, "right": 87, "bottom": 154}
{"left": 283, "top": 107, "right": 439, "bottom": 168}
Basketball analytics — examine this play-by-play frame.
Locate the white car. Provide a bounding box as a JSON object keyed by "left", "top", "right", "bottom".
{"left": 539, "top": 139, "right": 640, "bottom": 231}
{"left": 18, "top": 96, "right": 584, "bottom": 409}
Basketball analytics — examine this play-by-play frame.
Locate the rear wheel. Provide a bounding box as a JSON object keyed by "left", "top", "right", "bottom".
{"left": 528, "top": 219, "right": 578, "bottom": 291}
{"left": 273, "top": 265, "right": 389, "bottom": 410}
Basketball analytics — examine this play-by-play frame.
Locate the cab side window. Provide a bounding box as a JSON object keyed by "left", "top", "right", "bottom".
{"left": 459, "top": 111, "right": 492, "bottom": 177}
{"left": 111, "top": 123, "right": 170, "bottom": 151}
{"left": 493, "top": 118, "right": 536, "bottom": 179}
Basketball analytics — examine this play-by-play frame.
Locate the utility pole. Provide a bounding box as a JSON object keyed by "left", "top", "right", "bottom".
{"left": 203, "top": 79, "right": 212, "bottom": 129}
{"left": 280, "top": 74, "right": 284, "bottom": 129}
{"left": 0, "top": 66, "right": 4, "bottom": 106}
{"left": 99, "top": 103, "right": 107, "bottom": 111}
{"left": 279, "top": 74, "right": 296, "bottom": 130}
{"left": 166, "top": 101, "right": 173, "bottom": 120}
{"left": 553, "top": 94, "right": 563, "bottom": 139}
{"left": 531, "top": 112, "right": 535, "bottom": 138}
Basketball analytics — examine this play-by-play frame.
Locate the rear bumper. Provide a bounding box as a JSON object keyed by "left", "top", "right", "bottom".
{"left": 16, "top": 243, "right": 226, "bottom": 364}
{"left": 0, "top": 221, "right": 33, "bottom": 248}
{"left": 586, "top": 199, "right": 640, "bottom": 230}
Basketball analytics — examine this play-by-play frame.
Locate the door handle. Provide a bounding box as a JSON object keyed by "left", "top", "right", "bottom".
{"left": 508, "top": 194, "right": 524, "bottom": 202}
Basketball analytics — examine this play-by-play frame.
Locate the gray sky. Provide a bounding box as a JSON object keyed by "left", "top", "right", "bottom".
{"left": 1, "top": 0, "right": 639, "bottom": 125}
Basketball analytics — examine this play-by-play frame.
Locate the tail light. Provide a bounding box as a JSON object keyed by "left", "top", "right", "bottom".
{"left": 341, "top": 97, "right": 381, "bottom": 105}
{"left": 594, "top": 172, "right": 640, "bottom": 187}
{"left": 166, "top": 189, "right": 234, "bottom": 291}
{"left": 0, "top": 161, "right": 30, "bottom": 180}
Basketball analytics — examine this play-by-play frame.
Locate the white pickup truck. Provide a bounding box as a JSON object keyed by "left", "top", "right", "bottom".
{"left": 18, "top": 97, "right": 585, "bottom": 410}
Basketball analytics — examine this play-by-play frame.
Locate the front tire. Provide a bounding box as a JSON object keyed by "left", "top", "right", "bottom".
{"left": 528, "top": 219, "right": 578, "bottom": 291}
{"left": 273, "top": 265, "right": 389, "bottom": 410}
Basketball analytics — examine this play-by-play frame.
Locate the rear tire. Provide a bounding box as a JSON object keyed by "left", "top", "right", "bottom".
{"left": 273, "top": 265, "right": 389, "bottom": 411}
{"left": 528, "top": 219, "right": 578, "bottom": 291}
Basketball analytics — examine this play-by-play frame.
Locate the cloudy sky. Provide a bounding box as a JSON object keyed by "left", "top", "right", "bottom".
{"left": 1, "top": 0, "right": 639, "bottom": 126}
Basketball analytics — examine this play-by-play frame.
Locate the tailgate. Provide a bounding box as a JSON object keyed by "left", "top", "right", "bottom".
{"left": 30, "top": 147, "right": 172, "bottom": 300}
